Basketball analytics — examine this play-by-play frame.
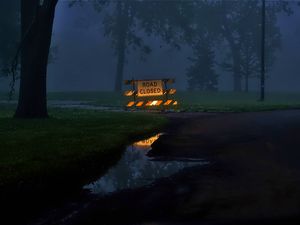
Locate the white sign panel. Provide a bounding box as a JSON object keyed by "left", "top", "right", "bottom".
{"left": 137, "top": 80, "right": 164, "bottom": 97}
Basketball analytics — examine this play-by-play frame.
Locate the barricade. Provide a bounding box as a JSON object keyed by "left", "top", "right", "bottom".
{"left": 124, "top": 78, "right": 178, "bottom": 110}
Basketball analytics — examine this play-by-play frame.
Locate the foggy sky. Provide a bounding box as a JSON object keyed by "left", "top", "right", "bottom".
{"left": 48, "top": 1, "right": 191, "bottom": 91}
{"left": 1, "top": 1, "right": 300, "bottom": 92}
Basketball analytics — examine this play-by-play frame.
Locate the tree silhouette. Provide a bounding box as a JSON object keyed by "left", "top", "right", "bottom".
{"left": 0, "top": 0, "right": 20, "bottom": 77}
{"left": 218, "top": 0, "right": 287, "bottom": 92}
{"left": 88, "top": 0, "right": 196, "bottom": 91}
{"left": 14, "top": 0, "right": 58, "bottom": 118}
{"left": 185, "top": 1, "right": 223, "bottom": 92}
{"left": 260, "top": 0, "right": 266, "bottom": 101}
{"left": 187, "top": 39, "right": 218, "bottom": 91}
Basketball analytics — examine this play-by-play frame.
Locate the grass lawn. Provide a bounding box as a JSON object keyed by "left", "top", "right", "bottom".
{"left": 1, "top": 91, "right": 300, "bottom": 112}
{"left": 45, "top": 91, "right": 300, "bottom": 112}
{"left": 0, "top": 108, "right": 167, "bottom": 192}
{"left": 176, "top": 91, "right": 300, "bottom": 112}
{"left": 49, "top": 91, "right": 300, "bottom": 112}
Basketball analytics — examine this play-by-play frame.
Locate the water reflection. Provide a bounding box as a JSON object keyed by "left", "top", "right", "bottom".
{"left": 133, "top": 134, "right": 161, "bottom": 148}
{"left": 84, "top": 134, "right": 208, "bottom": 195}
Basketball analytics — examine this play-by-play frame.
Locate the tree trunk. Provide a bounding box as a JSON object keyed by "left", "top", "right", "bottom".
{"left": 114, "top": 35, "right": 126, "bottom": 92}
{"left": 233, "top": 72, "right": 242, "bottom": 92}
{"left": 245, "top": 72, "right": 249, "bottom": 93}
{"left": 260, "top": 0, "right": 266, "bottom": 101}
{"left": 114, "top": 1, "right": 128, "bottom": 92}
{"left": 232, "top": 51, "right": 242, "bottom": 92}
{"left": 15, "top": 0, "right": 57, "bottom": 118}
{"left": 222, "top": 25, "right": 242, "bottom": 92}
{"left": 245, "top": 58, "right": 249, "bottom": 93}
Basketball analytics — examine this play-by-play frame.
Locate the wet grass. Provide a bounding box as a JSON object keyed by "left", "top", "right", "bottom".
{"left": 1, "top": 91, "right": 300, "bottom": 112}
{"left": 0, "top": 108, "right": 167, "bottom": 190}
{"left": 53, "top": 91, "right": 300, "bottom": 112}
{"left": 177, "top": 91, "right": 300, "bottom": 112}
{"left": 0, "top": 91, "right": 125, "bottom": 105}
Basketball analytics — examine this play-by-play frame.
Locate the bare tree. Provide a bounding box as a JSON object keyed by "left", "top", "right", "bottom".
{"left": 14, "top": 0, "right": 58, "bottom": 118}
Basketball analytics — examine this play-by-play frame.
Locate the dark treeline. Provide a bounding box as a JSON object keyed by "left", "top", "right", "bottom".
{"left": 0, "top": 0, "right": 20, "bottom": 80}
{"left": 69, "top": 0, "right": 292, "bottom": 92}
{"left": 70, "top": 0, "right": 196, "bottom": 91}
{"left": 0, "top": 0, "right": 298, "bottom": 118}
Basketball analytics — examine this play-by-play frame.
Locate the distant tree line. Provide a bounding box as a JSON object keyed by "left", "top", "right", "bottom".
{"left": 186, "top": 0, "right": 291, "bottom": 92}
{"left": 75, "top": 0, "right": 196, "bottom": 91}
{"left": 70, "top": 0, "right": 291, "bottom": 93}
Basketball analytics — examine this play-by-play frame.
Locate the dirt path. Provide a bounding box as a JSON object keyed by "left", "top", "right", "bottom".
{"left": 30, "top": 110, "right": 300, "bottom": 225}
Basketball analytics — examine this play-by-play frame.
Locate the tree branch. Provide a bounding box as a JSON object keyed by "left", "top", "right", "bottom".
{"left": 8, "top": 0, "right": 58, "bottom": 100}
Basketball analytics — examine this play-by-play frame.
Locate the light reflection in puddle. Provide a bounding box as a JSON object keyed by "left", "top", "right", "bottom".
{"left": 84, "top": 134, "right": 208, "bottom": 195}
{"left": 133, "top": 133, "right": 161, "bottom": 149}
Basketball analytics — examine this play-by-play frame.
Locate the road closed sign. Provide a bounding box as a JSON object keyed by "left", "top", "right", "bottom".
{"left": 137, "top": 80, "right": 164, "bottom": 97}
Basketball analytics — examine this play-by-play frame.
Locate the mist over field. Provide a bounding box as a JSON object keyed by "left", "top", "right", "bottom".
{"left": 1, "top": 1, "right": 300, "bottom": 92}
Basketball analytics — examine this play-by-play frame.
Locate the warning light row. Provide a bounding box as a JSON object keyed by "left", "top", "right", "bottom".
{"left": 126, "top": 100, "right": 178, "bottom": 107}
{"left": 124, "top": 89, "right": 177, "bottom": 97}
{"left": 125, "top": 79, "right": 175, "bottom": 85}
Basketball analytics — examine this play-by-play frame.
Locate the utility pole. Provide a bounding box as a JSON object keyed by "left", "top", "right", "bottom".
{"left": 260, "top": 0, "right": 266, "bottom": 101}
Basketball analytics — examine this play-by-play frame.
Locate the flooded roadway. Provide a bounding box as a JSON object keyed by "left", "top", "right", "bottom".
{"left": 84, "top": 134, "right": 207, "bottom": 195}
{"left": 29, "top": 133, "right": 209, "bottom": 225}
{"left": 28, "top": 110, "right": 300, "bottom": 225}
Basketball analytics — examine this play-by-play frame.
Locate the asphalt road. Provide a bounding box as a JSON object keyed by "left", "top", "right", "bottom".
{"left": 30, "top": 110, "right": 300, "bottom": 225}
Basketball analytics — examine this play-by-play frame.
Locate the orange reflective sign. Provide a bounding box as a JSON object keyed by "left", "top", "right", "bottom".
{"left": 136, "top": 101, "right": 144, "bottom": 107}
{"left": 164, "top": 100, "right": 173, "bottom": 106}
{"left": 124, "top": 90, "right": 135, "bottom": 96}
{"left": 154, "top": 100, "right": 163, "bottom": 106}
{"left": 168, "top": 89, "right": 177, "bottom": 95}
{"left": 145, "top": 100, "right": 163, "bottom": 106}
{"left": 127, "top": 101, "right": 135, "bottom": 107}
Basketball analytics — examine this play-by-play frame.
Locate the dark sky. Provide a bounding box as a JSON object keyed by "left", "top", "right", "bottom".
{"left": 1, "top": 1, "right": 300, "bottom": 92}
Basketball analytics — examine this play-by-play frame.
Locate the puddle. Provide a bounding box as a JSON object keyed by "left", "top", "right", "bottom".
{"left": 84, "top": 134, "right": 209, "bottom": 195}
{"left": 48, "top": 101, "right": 124, "bottom": 111}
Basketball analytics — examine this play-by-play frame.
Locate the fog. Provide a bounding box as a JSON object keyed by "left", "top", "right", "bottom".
{"left": 1, "top": 1, "right": 300, "bottom": 92}
{"left": 47, "top": 2, "right": 191, "bottom": 91}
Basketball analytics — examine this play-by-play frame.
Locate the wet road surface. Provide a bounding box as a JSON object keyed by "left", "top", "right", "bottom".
{"left": 28, "top": 110, "right": 300, "bottom": 225}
